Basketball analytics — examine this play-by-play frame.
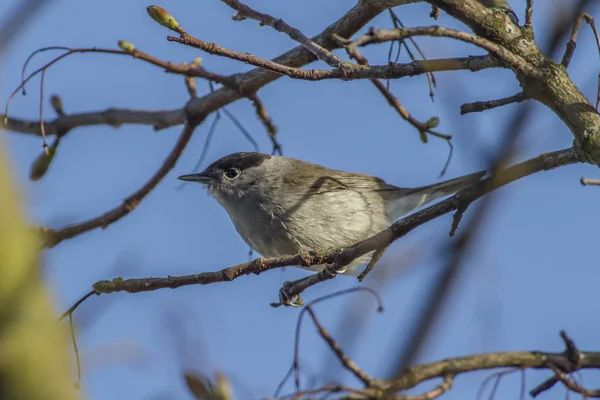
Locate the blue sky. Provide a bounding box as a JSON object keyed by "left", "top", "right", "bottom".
{"left": 2, "top": 0, "right": 600, "bottom": 399}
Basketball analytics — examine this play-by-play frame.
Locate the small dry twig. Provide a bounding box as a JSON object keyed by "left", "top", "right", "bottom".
{"left": 581, "top": 177, "right": 600, "bottom": 185}
{"left": 388, "top": 9, "right": 437, "bottom": 100}
{"left": 461, "top": 92, "right": 527, "bottom": 115}
{"left": 41, "top": 121, "right": 202, "bottom": 248}
{"left": 335, "top": 34, "right": 453, "bottom": 176}
{"left": 347, "top": 27, "right": 537, "bottom": 77}
{"left": 524, "top": 0, "right": 534, "bottom": 29}
{"left": 276, "top": 288, "right": 382, "bottom": 395}
{"left": 357, "top": 246, "right": 389, "bottom": 282}
{"left": 561, "top": 13, "right": 600, "bottom": 69}
{"left": 248, "top": 94, "right": 282, "bottom": 155}
{"left": 219, "top": 0, "right": 343, "bottom": 68}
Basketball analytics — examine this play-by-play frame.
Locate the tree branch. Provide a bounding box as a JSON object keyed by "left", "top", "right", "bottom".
{"left": 218, "top": 0, "right": 344, "bottom": 68}
{"left": 460, "top": 92, "right": 527, "bottom": 114}
{"left": 385, "top": 349, "right": 600, "bottom": 392}
{"left": 425, "top": 0, "right": 600, "bottom": 165}
{"left": 61, "top": 147, "right": 580, "bottom": 310}
{"left": 347, "top": 26, "right": 536, "bottom": 76}
{"left": 39, "top": 120, "right": 202, "bottom": 248}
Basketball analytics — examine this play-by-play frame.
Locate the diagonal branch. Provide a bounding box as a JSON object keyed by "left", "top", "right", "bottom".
{"left": 218, "top": 0, "right": 343, "bottom": 68}
{"left": 39, "top": 120, "right": 203, "bottom": 248}
{"left": 561, "top": 13, "right": 600, "bottom": 68}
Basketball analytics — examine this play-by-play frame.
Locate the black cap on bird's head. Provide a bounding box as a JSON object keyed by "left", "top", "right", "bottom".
{"left": 177, "top": 152, "right": 270, "bottom": 186}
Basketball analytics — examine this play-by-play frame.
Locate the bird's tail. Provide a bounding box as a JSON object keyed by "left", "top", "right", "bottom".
{"left": 387, "top": 171, "right": 486, "bottom": 221}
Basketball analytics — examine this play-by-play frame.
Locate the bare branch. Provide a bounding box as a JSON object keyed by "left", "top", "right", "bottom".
{"left": 347, "top": 26, "right": 536, "bottom": 76}
{"left": 387, "top": 9, "right": 437, "bottom": 100}
{"left": 68, "top": 314, "right": 82, "bottom": 388}
{"left": 357, "top": 245, "right": 389, "bottom": 282}
{"left": 561, "top": 13, "right": 600, "bottom": 68}
{"left": 169, "top": 25, "right": 509, "bottom": 81}
{"left": 61, "top": 148, "right": 580, "bottom": 307}
{"left": 2, "top": 108, "right": 186, "bottom": 136}
{"left": 4, "top": 46, "right": 235, "bottom": 124}
{"left": 531, "top": 331, "right": 599, "bottom": 397}
{"left": 58, "top": 290, "right": 97, "bottom": 321}
{"left": 524, "top": 0, "right": 534, "bottom": 29}
{"left": 338, "top": 35, "right": 451, "bottom": 143}
{"left": 247, "top": 94, "right": 282, "bottom": 154}
{"left": 460, "top": 92, "right": 527, "bottom": 114}
{"left": 581, "top": 177, "right": 600, "bottom": 186}
{"left": 219, "top": 0, "right": 343, "bottom": 68}
{"left": 305, "top": 306, "right": 377, "bottom": 387}
{"left": 40, "top": 121, "right": 202, "bottom": 248}
{"left": 386, "top": 348, "right": 600, "bottom": 392}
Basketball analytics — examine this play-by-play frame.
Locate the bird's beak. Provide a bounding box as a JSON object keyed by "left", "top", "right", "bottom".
{"left": 177, "top": 173, "right": 215, "bottom": 184}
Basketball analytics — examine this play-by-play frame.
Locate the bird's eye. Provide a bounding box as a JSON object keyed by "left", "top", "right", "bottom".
{"left": 224, "top": 168, "right": 241, "bottom": 180}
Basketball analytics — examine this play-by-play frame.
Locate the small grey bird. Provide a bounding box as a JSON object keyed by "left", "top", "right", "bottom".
{"left": 178, "top": 152, "right": 484, "bottom": 275}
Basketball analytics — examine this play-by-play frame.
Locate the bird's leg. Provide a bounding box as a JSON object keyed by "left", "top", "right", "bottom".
{"left": 270, "top": 264, "right": 340, "bottom": 308}
{"left": 328, "top": 262, "right": 347, "bottom": 274}
{"left": 271, "top": 280, "right": 306, "bottom": 308}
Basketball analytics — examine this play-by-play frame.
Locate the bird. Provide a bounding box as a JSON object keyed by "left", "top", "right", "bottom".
{"left": 178, "top": 152, "right": 484, "bottom": 275}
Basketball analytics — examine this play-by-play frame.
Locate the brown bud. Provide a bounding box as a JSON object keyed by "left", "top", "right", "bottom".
{"left": 50, "top": 95, "right": 64, "bottom": 116}
{"left": 30, "top": 143, "right": 57, "bottom": 181}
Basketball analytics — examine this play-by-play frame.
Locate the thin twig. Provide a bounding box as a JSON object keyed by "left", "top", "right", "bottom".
{"left": 169, "top": 24, "right": 522, "bottom": 80}
{"left": 39, "top": 69, "right": 48, "bottom": 152}
{"left": 68, "top": 314, "right": 82, "bottom": 388}
{"left": 247, "top": 93, "right": 282, "bottom": 155}
{"left": 520, "top": 370, "right": 527, "bottom": 400}
{"left": 58, "top": 290, "right": 97, "bottom": 321}
{"left": 403, "top": 375, "right": 453, "bottom": 400}
{"left": 530, "top": 331, "right": 584, "bottom": 397}
{"left": 388, "top": 9, "right": 437, "bottom": 100}
{"left": 305, "top": 306, "right": 377, "bottom": 387}
{"left": 346, "top": 27, "right": 537, "bottom": 77}
{"left": 357, "top": 246, "right": 389, "bottom": 282}
{"left": 545, "top": 364, "right": 600, "bottom": 397}
{"left": 185, "top": 75, "right": 197, "bottom": 98}
{"left": 339, "top": 38, "right": 450, "bottom": 141}
{"left": 581, "top": 177, "right": 600, "bottom": 185}
{"left": 283, "top": 288, "right": 382, "bottom": 393}
{"left": 21, "top": 46, "right": 70, "bottom": 95}
{"left": 524, "top": 0, "right": 534, "bottom": 29}
{"left": 561, "top": 13, "right": 600, "bottom": 68}
{"left": 41, "top": 121, "right": 202, "bottom": 248}
{"left": 219, "top": 0, "right": 343, "bottom": 68}
{"left": 335, "top": 37, "right": 453, "bottom": 175}
{"left": 461, "top": 92, "right": 527, "bottom": 115}
{"left": 4, "top": 46, "right": 235, "bottom": 124}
